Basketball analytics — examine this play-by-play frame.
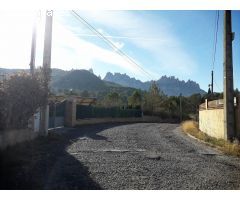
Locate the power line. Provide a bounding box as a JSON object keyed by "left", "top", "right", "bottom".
{"left": 214, "top": 79, "right": 222, "bottom": 92}
{"left": 70, "top": 10, "right": 155, "bottom": 80}
{"left": 210, "top": 11, "right": 221, "bottom": 93}
{"left": 67, "top": 33, "right": 169, "bottom": 41}
{"left": 212, "top": 10, "right": 219, "bottom": 71}
{"left": 71, "top": 10, "right": 154, "bottom": 80}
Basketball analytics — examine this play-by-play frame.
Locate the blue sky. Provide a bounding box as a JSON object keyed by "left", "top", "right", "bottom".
{"left": 0, "top": 10, "right": 239, "bottom": 92}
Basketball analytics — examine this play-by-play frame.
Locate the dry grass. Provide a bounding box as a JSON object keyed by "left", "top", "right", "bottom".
{"left": 181, "top": 120, "right": 240, "bottom": 157}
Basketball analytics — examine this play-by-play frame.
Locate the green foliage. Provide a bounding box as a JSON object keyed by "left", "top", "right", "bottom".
{"left": 52, "top": 69, "right": 106, "bottom": 91}
{"left": 81, "top": 90, "right": 90, "bottom": 97}
{"left": 149, "top": 81, "right": 160, "bottom": 96}
{"left": 99, "top": 92, "right": 123, "bottom": 107}
{"left": 0, "top": 71, "right": 48, "bottom": 130}
{"left": 141, "top": 83, "right": 203, "bottom": 120}
{"left": 128, "top": 90, "right": 142, "bottom": 108}
{"left": 142, "top": 82, "right": 166, "bottom": 114}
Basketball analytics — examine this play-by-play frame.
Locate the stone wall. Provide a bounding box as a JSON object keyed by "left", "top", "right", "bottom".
{"left": 0, "top": 129, "right": 38, "bottom": 150}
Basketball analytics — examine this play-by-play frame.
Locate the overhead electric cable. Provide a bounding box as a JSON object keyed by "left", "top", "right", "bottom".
{"left": 212, "top": 10, "right": 219, "bottom": 71}
{"left": 71, "top": 10, "right": 155, "bottom": 80}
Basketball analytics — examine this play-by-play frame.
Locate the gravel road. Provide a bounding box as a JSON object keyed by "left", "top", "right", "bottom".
{"left": 1, "top": 123, "right": 240, "bottom": 189}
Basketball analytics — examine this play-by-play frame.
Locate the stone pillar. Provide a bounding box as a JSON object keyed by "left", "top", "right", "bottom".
{"left": 72, "top": 99, "right": 76, "bottom": 127}
{"left": 65, "top": 100, "right": 76, "bottom": 127}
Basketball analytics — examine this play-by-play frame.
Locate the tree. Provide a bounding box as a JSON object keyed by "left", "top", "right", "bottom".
{"left": 149, "top": 81, "right": 160, "bottom": 96}
{"left": 81, "top": 90, "right": 90, "bottom": 98}
{"left": 102, "top": 92, "right": 122, "bottom": 107}
{"left": 0, "top": 72, "right": 47, "bottom": 130}
{"left": 128, "top": 90, "right": 142, "bottom": 108}
{"left": 161, "top": 96, "right": 179, "bottom": 117}
{"left": 143, "top": 82, "right": 166, "bottom": 114}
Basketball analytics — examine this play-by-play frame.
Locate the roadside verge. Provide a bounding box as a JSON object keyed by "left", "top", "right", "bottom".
{"left": 181, "top": 120, "right": 240, "bottom": 157}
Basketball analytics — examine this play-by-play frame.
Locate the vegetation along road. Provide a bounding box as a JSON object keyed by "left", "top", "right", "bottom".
{"left": 1, "top": 123, "right": 240, "bottom": 189}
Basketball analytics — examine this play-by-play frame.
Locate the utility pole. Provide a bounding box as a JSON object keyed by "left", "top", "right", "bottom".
{"left": 29, "top": 12, "right": 38, "bottom": 76}
{"left": 223, "top": 10, "right": 235, "bottom": 141}
{"left": 211, "top": 70, "right": 214, "bottom": 93}
{"left": 39, "top": 10, "right": 53, "bottom": 136}
{"left": 179, "top": 93, "right": 182, "bottom": 122}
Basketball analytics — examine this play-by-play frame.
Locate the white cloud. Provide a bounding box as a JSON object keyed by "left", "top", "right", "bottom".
{"left": 0, "top": 11, "right": 143, "bottom": 77}
{"left": 0, "top": 10, "right": 198, "bottom": 82}
{"left": 77, "top": 11, "right": 198, "bottom": 78}
{"left": 49, "top": 21, "right": 144, "bottom": 75}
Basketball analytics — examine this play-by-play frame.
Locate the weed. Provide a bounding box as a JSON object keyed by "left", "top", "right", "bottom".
{"left": 181, "top": 120, "right": 240, "bottom": 157}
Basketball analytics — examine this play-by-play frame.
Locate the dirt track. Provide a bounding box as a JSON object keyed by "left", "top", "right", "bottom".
{"left": 1, "top": 123, "right": 240, "bottom": 189}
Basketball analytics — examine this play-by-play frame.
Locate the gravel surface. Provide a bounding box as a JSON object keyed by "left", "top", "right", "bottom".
{"left": 1, "top": 123, "right": 240, "bottom": 189}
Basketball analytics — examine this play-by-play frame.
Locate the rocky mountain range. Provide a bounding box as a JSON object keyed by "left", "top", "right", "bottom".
{"left": 104, "top": 72, "right": 206, "bottom": 96}
{"left": 0, "top": 68, "right": 206, "bottom": 96}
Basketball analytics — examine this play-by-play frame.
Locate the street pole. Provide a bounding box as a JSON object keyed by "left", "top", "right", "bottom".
{"left": 211, "top": 70, "right": 214, "bottom": 93}
{"left": 179, "top": 93, "right": 182, "bottom": 122}
{"left": 39, "top": 10, "right": 53, "bottom": 136}
{"left": 223, "top": 10, "right": 235, "bottom": 141}
{"left": 29, "top": 12, "right": 38, "bottom": 76}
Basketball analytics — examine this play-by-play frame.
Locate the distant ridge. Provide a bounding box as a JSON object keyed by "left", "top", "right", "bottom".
{"left": 0, "top": 68, "right": 206, "bottom": 96}
{"left": 104, "top": 72, "right": 206, "bottom": 96}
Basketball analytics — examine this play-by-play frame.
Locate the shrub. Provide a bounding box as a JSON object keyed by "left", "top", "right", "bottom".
{"left": 0, "top": 71, "right": 48, "bottom": 130}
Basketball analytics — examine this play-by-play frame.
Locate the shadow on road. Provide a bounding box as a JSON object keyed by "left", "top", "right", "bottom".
{"left": 0, "top": 123, "right": 132, "bottom": 189}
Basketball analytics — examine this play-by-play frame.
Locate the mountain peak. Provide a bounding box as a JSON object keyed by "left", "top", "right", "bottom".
{"left": 104, "top": 72, "right": 205, "bottom": 96}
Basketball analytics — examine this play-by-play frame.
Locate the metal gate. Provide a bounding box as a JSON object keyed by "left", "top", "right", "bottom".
{"left": 48, "top": 101, "right": 66, "bottom": 128}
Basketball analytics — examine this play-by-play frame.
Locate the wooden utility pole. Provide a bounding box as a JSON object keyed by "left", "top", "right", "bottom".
{"left": 29, "top": 13, "right": 38, "bottom": 76}
{"left": 179, "top": 93, "right": 182, "bottom": 122}
{"left": 39, "top": 10, "right": 53, "bottom": 136}
{"left": 223, "top": 10, "right": 235, "bottom": 141}
{"left": 211, "top": 70, "right": 214, "bottom": 93}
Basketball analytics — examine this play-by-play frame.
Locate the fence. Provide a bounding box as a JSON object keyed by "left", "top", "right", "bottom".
{"left": 76, "top": 105, "right": 142, "bottom": 119}
{"left": 48, "top": 101, "right": 65, "bottom": 128}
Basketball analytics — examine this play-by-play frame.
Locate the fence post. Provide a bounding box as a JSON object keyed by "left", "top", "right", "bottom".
{"left": 236, "top": 95, "right": 240, "bottom": 140}
{"left": 205, "top": 99, "right": 208, "bottom": 110}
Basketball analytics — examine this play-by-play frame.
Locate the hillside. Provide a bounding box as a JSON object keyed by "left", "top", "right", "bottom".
{"left": 104, "top": 72, "right": 206, "bottom": 96}
{"left": 0, "top": 68, "right": 206, "bottom": 97}
{"left": 50, "top": 69, "right": 137, "bottom": 98}
{"left": 52, "top": 70, "right": 107, "bottom": 91}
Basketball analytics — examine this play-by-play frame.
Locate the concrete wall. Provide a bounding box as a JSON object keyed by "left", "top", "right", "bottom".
{"left": 235, "top": 103, "right": 240, "bottom": 139}
{"left": 199, "top": 97, "right": 240, "bottom": 140}
{"left": 199, "top": 109, "right": 225, "bottom": 139}
{"left": 0, "top": 129, "right": 38, "bottom": 150}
